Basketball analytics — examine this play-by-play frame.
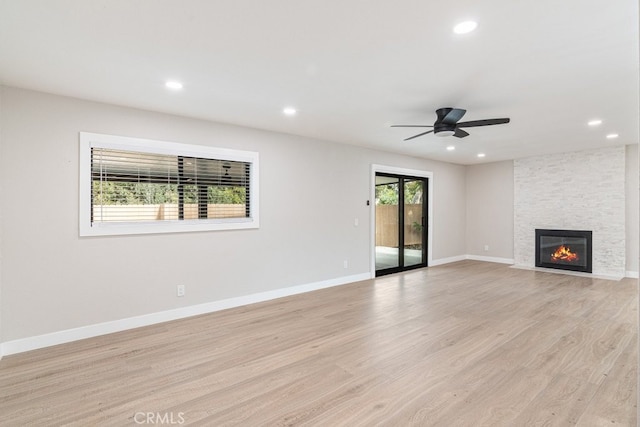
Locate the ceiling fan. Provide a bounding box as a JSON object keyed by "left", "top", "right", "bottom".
{"left": 391, "top": 108, "right": 510, "bottom": 140}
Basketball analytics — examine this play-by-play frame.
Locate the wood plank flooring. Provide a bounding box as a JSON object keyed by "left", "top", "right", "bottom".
{"left": 0, "top": 261, "right": 637, "bottom": 426}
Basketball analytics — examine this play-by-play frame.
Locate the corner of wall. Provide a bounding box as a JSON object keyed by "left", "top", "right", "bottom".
{"left": 464, "top": 160, "right": 515, "bottom": 260}
{"left": 0, "top": 85, "right": 4, "bottom": 359}
{"left": 624, "top": 144, "right": 639, "bottom": 275}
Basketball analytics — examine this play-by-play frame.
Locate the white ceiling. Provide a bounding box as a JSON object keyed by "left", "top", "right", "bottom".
{"left": 1, "top": 0, "right": 638, "bottom": 165}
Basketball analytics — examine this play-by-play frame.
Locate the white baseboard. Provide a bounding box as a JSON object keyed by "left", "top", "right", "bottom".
{"left": 0, "top": 272, "right": 371, "bottom": 358}
{"left": 465, "top": 255, "right": 515, "bottom": 264}
{"left": 430, "top": 254, "right": 514, "bottom": 266}
{"left": 625, "top": 271, "right": 639, "bottom": 279}
{"left": 430, "top": 255, "right": 467, "bottom": 266}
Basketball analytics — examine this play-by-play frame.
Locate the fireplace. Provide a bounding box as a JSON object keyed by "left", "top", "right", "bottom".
{"left": 535, "top": 229, "right": 592, "bottom": 273}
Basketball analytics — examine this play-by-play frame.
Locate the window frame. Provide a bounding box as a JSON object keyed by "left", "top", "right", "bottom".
{"left": 79, "top": 132, "right": 259, "bottom": 236}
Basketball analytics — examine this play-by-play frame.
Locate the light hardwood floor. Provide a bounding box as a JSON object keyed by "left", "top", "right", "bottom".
{"left": 0, "top": 261, "right": 637, "bottom": 426}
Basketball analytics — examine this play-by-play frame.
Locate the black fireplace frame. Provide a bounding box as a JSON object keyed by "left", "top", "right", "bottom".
{"left": 535, "top": 229, "right": 592, "bottom": 273}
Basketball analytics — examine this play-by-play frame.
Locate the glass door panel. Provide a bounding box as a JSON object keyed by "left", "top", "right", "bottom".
{"left": 375, "top": 176, "right": 400, "bottom": 270}
{"left": 403, "top": 179, "right": 424, "bottom": 268}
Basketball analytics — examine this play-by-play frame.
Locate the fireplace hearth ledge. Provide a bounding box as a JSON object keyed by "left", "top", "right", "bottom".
{"left": 510, "top": 264, "right": 624, "bottom": 282}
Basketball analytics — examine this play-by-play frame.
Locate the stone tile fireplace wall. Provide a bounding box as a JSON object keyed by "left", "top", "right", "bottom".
{"left": 514, "top": 146, "right": 626, "bottom": 277}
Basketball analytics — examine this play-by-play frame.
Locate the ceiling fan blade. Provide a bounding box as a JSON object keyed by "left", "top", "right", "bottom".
{"left": 457, "top": 118, "right": 510, "bottom": 128}
{"left": 441, "top": 108, "right": 466, "bottom": 125}
{"left": 453, "top": 128, "right": 470, "bottom": 138}
{"left": 404, "top": 130, "right": 434, "bottom": 141}
{"left": 390, "top": 125, "right": 434, "bottom": 128}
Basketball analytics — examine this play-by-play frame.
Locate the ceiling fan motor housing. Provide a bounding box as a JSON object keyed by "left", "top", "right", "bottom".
{"left": 434, "top": 107, "right": 461, "bottom": 136}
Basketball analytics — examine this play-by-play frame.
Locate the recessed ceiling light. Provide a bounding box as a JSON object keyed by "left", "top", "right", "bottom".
{"left": 453, "top": 21, "right": 478, "bottom": 34}
{"left": 446, "top": 146, "right": 455, "bottom": 151}
{"left": 606, "top": 133, "right": 619, "bottom": 139}
{"left": 588, "top": 119, "right": 602, "bottom": 126}
{"left": 477, "top": 153, "right": 486, "bottom": 158}
{"left": 165, "top": 81, "right": 183, "bottom": 90}
{"left": 283, "top": 107, "right": 297, "bottom": 116}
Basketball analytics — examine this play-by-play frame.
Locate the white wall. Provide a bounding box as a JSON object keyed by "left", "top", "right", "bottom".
{"left": 625, "top": 144, "right": 639, "bottom": 275}
{"left": 465, "top": 161, "right": 514, "bottom": 261}
{"left": 514, "top": 147, "right": 627, "bottom": 277}
{"left": 431, "top": 161, "right": 468, "bottom": 261}
{"left": 0, "top": 86, "right": 467, "bottom": 345}
{"left": 0, "top": 87, "right": 3, "bottom": 346}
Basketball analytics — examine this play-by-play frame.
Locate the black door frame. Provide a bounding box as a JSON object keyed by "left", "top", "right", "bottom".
{"left": 375, "top": 172, "right": 428, "bottom": 277}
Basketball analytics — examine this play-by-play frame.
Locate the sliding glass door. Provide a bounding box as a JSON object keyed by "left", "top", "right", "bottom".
{"left": 375, "top": 173, "right": 427, "bottom": 276}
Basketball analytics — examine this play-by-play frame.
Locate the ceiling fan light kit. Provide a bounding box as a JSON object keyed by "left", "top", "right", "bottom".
{"left": 391, "top": 107, "right": 510, "bottom": 141}
{"left": 436, "top": 130, "right": 455, "bottom": 137}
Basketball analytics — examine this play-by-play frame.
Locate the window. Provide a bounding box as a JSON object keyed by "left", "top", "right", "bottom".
{"left": 80, "top": 132, "right": 259, "bottom": 236}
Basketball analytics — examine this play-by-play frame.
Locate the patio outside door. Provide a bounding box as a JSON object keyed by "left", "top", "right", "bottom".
{"left": 375, "top": 173, "right": 427, "bottom": 276}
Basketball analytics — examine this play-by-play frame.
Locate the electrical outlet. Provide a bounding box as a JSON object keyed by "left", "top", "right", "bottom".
{"left": 344, "top": 260, "right": 349, "bottom": 269}
{"left": 484, "top": 245, "right": 489, "bottom": 251}
{"left": 177, "top": 285, "right": 185, "bottom": 297}
{"left": 354, "top": 218, "right": 359, "bottom": 226}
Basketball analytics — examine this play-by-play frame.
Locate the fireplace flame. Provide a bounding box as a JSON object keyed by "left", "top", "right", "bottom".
{"left": 551, "top": 245, "right": 579, "bottom": 262}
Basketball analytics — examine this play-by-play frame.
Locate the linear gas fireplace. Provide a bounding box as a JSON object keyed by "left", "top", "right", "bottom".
{"left": 535, "top": 229, "right": 592, "bottom": 273}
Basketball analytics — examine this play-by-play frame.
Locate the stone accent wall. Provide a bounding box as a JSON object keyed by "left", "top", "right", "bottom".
{"left": 514, "top": 146, "right": 626, "bottom": 277}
